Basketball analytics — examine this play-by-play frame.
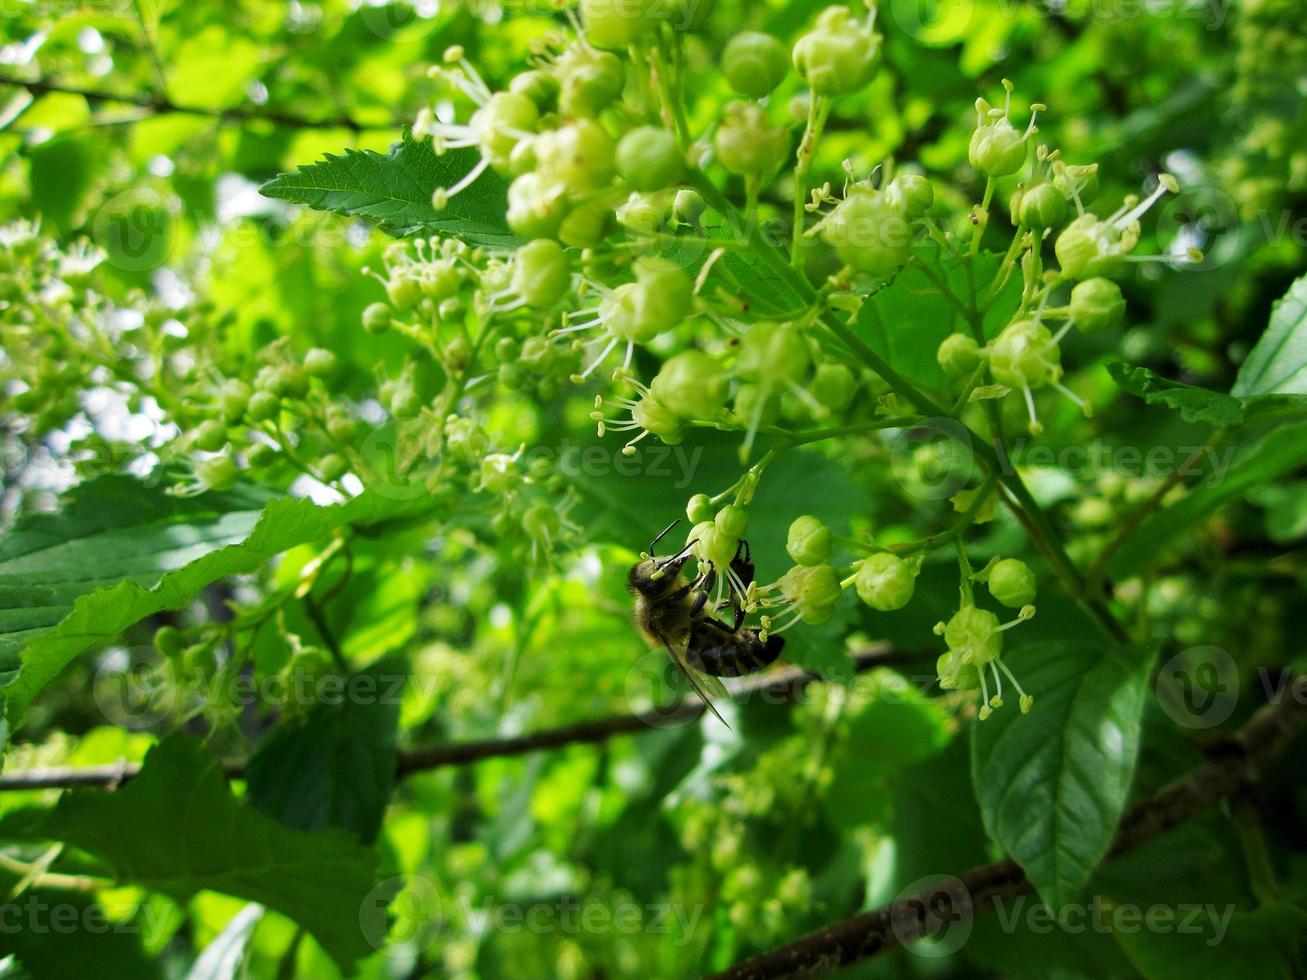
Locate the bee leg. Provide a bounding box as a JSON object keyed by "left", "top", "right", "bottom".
{"left": 670, "top": 569, "right": 711, "bottom": 604}
{"left": 688, "top": 568, "right": 717, "bottom": 617}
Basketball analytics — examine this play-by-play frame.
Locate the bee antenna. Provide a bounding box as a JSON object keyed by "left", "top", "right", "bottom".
{"left": 648, "top": 519, "right": 681, "bottom": 556}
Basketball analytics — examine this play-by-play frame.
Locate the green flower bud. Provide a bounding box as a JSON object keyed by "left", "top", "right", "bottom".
{"left": 272, "top": 365, "right": 309, "bottom": 399}
{"left": 1054, "top": 213, "right": 1138, "bottom": 280}
{"left": 792, "top": 7, "right": 881, "bottom": 97}
{"left": 557, "top": 47, "right": 624, "bottom": 117}
{"left": 386, "top": 274, "right": 421, "bottom": 311}
{"left": 512, "top": 239, "right": 572, "bottom": 308}
{"left": 246, "top": 390, "right": 279, "bottom": 422}
{"left": 319, "top": 453, "right": 349, "bottom": 482}
{"left": 715, "top": 504, "right": 748, "bottom": 539}
{"left": 509, "top": 68, "right": 559, "bottom": 109}
{"left": 650, "top": 350, "right": 728, "bottom": 419}
{"left": 193, "top": 419, "right": 228, "bottom": 453}
{"left": 469, "top": 91, "right": 538, "bottom": 171}
{"left": 988, "top": 319, "right": 1062, "bottom": 390}
{"left": 786, "top": 515, "right": 831, "bottom": 566}
{"left": 988, "top": 558, "right": 1036, "bottom": 608}
{"left": 1017, "top": 182, "right": 1069, "bottom": 231}
{"left": 941, "top": 604, "right": 1002, "bottom": 666}
{"left": 507, "top": 173, "right": 567, "bottom": 240}
{"left": 389, "top": 385, "right": 422, "bottom": 419}
{"left": 615, "top": 191, "right": 670, "bottom": 237}
{"left": 672, "top": 189, "right": 707, "bottom": 225}
{"left": 580, "top": 0, "right": 655, "bottom": 49}
{"left": 686, "top": 493, "right": 714, "bottom": 524}
{"left": 714, "top": 102, "right": 789, "bottom": 175}
{"left": 196, "top": 455, "right": 239, "bottom": 492}
{"left": 245, "top": 441, "right": 276, "bottom": 467}
{"left": 522, "top": 501, "right": 560, "bottom": 540}
{"left": 969, "top": 116, "right": 1028, "bottom": 177}
{"left": 494, "top": 336, "right": 520, "bottom": 362}
{"left": 326, "top": 410, "right": 358, "bottom": 443}
{"left": 418, "top": 260, "right": 461, "bottom": 301}
{"left": 736, "top": 322, "right": 810, "bottom": 386}
{"left": 519, "top": 335, "right": 554, "bottom": 371}
{"left": 479, "top": 453, "right": 520, "bottom": 495}
{"left": 937, "top": 651, "right": 982, "bottom": 691}
{"left": 887, "top": 173, "right": 935, "bottom": 217}
{"left": 154, "top": 625, "right": 184, "bottom": 658}
{"left": 304, "top": 347, "right": 337, "bottom": 377}
{"left": 218, "top": 380, "right": 252, "bottom": 421}
{"left": 811, "top": 363, "right": 856, "bottom": 412}
{"left": 632, "top": 392, "right": 687, "bottom": 445}
{"left": 689, "top": 520, "right": 735, "bottom": 570}
{"left": 617, "top": 126, "right": 685, "bottom": 192}
{"left": 822, "top": 190, "right": 913, "bottom": 277}
{"left": 855, "top": 552, "right": 916, "bottom": 611}
{"left": 937, "top": 332, "right": 982, "bottom": 379}
{"left": 1069, "top": 277, "right": 1125, "bottom": 334}
{"left": 731, "top": 384, "right": 780, "bottom": 428}
{"left": 535, "top": 119, "right": 616, "bottom": 192}
{"left": 558, "top": 202, "right": 612, "bottom": 249}
{"left": 778, "top": 563, "right": 842, "bottom": 625}
{"left": 363, "top": 301, "right": 392, "bottom": 334}
{"left": 723, "top": 31, "right": 789, "bottom": 98}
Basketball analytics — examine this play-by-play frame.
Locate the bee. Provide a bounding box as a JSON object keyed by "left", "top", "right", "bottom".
{"left": 629, "top": 520, "right": 785, "bottom": 726}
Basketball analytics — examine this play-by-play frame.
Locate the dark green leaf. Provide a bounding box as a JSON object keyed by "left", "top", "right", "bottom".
{"left": 260, "top": 133, "right": 516, "bottom": 247}
{"left": 852, "top": 249, "right": 1017, "bottom": 392}
{"left": 971, "top": 642, "right": 1153, "bottom": 909}
{"left": 1, "top": 734, "right": 377, "bottom": 971}
{"left": 0, "top": 476, "right": 425, "bottom": 732}
{"left": 245, "top": 661, "right": 402, "bottom": 843}
{"left": 1113, "top": 903, "right": 1307, "bottom": 980}
{"left": 1108, "top": 420, "right": 1307, "bottom": 578}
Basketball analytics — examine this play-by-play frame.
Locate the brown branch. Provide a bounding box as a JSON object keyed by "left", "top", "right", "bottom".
{"left": 0, "top": 646, "right": 918, "bottom": 792}
{"left": 0, "top": 72, "right": 393, "bottom": 133}
{"left": 710, "top": 672, "right": 1307, "bottom": 980}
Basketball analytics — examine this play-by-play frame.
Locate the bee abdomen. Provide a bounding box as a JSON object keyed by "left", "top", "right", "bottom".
{"left": 686, "top": 629, "right": 784, "bottom": 677}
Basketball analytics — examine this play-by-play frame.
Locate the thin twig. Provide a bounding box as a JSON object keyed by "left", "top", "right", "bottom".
{"left": 0, "top": 646, "right": 917, "bottom": 792}
{"left": 0, "top": 72, "right": 391, "bottom": 132}
{"left": 710, "top": 672, "right": 1307, "bottom": 979}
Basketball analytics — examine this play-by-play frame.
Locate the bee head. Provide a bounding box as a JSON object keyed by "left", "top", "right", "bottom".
{"left": 628, "top": 555, "right": 687, "bottom": 599}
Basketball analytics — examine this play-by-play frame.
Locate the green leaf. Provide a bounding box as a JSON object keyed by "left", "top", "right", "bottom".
{"left": 0, "top": 476, "right": 425, "bottom": 732}
{"left": 1112, "top": 903, "right": 1307, "bottom": 980}
{"left": 1232, "top": 273, "right": 1307, "bottom": 397}
{"left": 852, "top": 249, "right": 1017, "bottom": 392}
{"left": 971, "top": 642, "right": 1153, "bottom": 910}
{"left": 260, "top": 133, "right": 517, "bottom": 247}
{"left": 244, "top": 661, "right": 402, "bottom": 844}
{"left": 1106, "top": 361, "right": 1307, "bottom": 426}
{"left": 1, "top": 734, "right": 377, "bottom": 971}
{"left": 1107, "top": 420, "right": 1307, "bottom": 578}
{"left": 185, "top": 903, "right": 263, "bottom": 980}
{"left": 1107, "top": 362, "right": 1247, "bottom": 426}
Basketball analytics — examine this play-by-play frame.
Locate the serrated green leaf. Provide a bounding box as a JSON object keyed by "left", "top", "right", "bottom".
{"left": 0, "top": 476, "right": 426, "bottom": 733}
{"left": 1233, "top": 273, "right": 1307, "bottom": 397}
{"left": 244, "top": 661, "right": 402, "bottom": 844}
{"left": 260, "top": 133, "right": 516, "bottom": 246}
{"left": 0, "top": 734, "right": 376, "bottom": 971}
{"left": 971, "top": 642, "right": 1153, "bottom": 910}
{"left": 1107, "top": 362, "right": 1247, "bottom": 426}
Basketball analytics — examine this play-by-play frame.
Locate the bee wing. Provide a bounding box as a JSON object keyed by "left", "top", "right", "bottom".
{"left": 660, "top": 637, "right": 732, "bottom": 729}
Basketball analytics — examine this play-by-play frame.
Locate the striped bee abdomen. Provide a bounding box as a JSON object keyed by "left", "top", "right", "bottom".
{"left": 685, "top": 621, "right": 785, "bottom": 677}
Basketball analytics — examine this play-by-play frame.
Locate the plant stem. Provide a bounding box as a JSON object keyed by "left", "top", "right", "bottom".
{"left": 791, "top": 95, "right": 831, "bottom": 270}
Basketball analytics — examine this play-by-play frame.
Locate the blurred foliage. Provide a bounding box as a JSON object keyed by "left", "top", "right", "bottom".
{"left": 0, "top": 1, "right": 1305, "bottom": 978}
